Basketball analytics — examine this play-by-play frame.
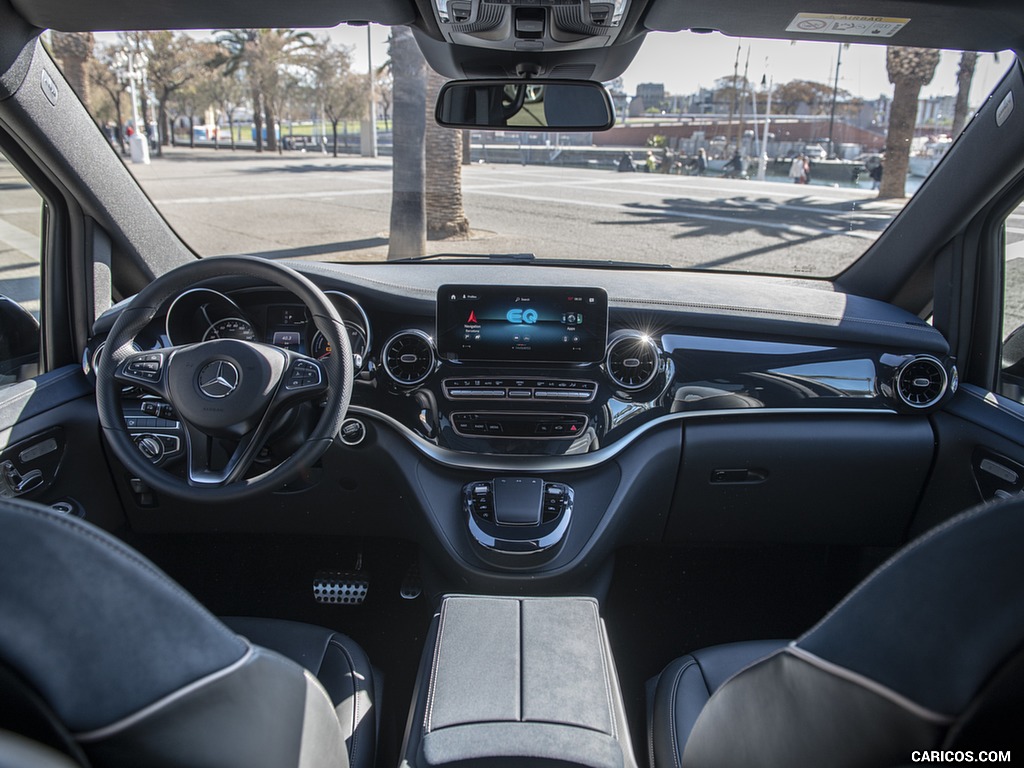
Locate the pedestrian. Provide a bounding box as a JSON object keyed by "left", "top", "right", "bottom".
{"left": 802, "top": 154, "right": 812, "bottom": 184}
{"left": 789, "top": 154, "right": 805, "bottom": 184}
{"left": 696, "top": 148, "right": 708, "bottom": 176}
{"left": 723, "top": 150, "right": 745, "bottom": 179}
{"left": 869, "top": 159, "right": 883, "bottom": 190}
{"left": 645, "top": 150, "right": 656, "bottom": 173}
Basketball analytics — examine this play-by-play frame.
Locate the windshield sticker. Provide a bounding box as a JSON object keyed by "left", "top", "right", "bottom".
{"left": 786, "top": 13, "right": 909, "bottom": 37}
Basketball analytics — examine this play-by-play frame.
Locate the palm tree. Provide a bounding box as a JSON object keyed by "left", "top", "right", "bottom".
{"left": 387, "top": 26, "right": 427, "bottom": 259}
{"left": 951, "top": 51, "right": 979, "bottom": 137}
{"left": 425, "top": 68, "right": 469, "bottom": 239}
{"left": 879, "top": 46, "right": 940, "bottom": 199}
{"left": 51, "top": 32, "right": 94, "bottom": 112}
{"left": 215, "top": 29, "right": 312, "bottom": 153}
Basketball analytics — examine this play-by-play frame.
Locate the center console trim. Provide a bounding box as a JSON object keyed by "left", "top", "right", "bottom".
{"left": 351, "top": 404, "right": 899, "bottom": 471}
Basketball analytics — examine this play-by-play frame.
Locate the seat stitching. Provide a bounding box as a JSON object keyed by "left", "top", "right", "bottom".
{"left": 667, "top": 658, "right": 697, "bottom": 768}
{"left": 590, "top": 601, "right": 616, "bottom": 739}
{"left": 327, "top": 636, "right": 362, "bottom": 767}
{"left": 799, "top": 499, "right": 1007, "bottom": 641}
{"left": 424, "top": 601, "right": 449, "bottom": 734}
{"left": 4, "top": 501, "right": 242, "bottom": 647}
{"left": 75, "top": 645, "right": 255, "bottom": 741}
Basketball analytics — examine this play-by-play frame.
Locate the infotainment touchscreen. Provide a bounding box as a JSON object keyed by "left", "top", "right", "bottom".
{"left": 437, "top": 285, "right": 608, "bottom": 363}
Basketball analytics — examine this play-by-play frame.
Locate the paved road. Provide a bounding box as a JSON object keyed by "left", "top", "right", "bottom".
{"left": 3, "top": 147, "right": 1024, "bottom": 329}
{"left": 0, "top": 155, "right": 41, "bottom": 317}
{"left": 127, "top": 148, "right": 900, "bottom": 278}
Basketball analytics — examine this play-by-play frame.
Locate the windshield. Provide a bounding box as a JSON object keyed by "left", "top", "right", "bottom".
{"left": 48, "top": 29, "right": 1013, "bottom": 276}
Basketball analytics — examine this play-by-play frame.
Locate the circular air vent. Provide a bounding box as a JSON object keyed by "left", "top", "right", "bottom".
{"left": 606, "top": 333, "right": 660, "bottom": 391}
{"left": 895, "top": 355, "right": 948, "bottom": 409}
{"left": 382, "top": 330, "right": 435, "bottom": 386}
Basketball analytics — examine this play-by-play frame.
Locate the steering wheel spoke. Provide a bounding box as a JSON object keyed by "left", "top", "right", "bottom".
{"left": 182, "top": 418, "right": 271, "bottom": 487}
{"left": 113, "top": 349, "right": 173, "bottom": 399}
{"left": 275, "top": 352, "right": 329, "bottom": 406}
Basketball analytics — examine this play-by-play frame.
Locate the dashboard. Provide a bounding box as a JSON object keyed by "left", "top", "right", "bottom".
{"left": 89, "top": 265, "right": 955, "bottom": 463}
{"left": 85, "top": 262, "right": 955, "bottom": 586}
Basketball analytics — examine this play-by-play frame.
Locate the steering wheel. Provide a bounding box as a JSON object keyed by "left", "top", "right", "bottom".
{"left": 96, "top": 256, "right": 352, "bottom": 503}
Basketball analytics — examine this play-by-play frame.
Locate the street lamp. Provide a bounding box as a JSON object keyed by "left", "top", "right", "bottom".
{"left": 757, "top": 71, "right": 773, "bottom": 181}
{"left": 114, "top": 48, "right": 150, "bottom": 165}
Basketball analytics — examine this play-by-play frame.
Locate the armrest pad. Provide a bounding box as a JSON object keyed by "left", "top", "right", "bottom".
{"left": 405, "top": 595, "right": 635, "bottom": 768}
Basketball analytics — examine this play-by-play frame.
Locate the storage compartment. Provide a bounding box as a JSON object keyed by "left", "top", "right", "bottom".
{"left": 401, "top": 595, "right": 637, "bottom": 768}
{"left": 666, "top": 416, "right": 935, "bottom": 545}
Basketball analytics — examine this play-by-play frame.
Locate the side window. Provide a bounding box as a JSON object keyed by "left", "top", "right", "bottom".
{"left": 0, "top": 149, "right": 42, "bottom": 387}
{"left": 1000, "top": 198, "right": 1024, "bottom": 402}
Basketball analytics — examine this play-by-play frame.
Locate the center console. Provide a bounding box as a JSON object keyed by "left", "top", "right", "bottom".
{"left": 401, "top": 595, "right": 638, "bottom": 768}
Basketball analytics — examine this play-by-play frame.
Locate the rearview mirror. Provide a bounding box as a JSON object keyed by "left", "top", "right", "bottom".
{"left": 435, "top": 79, "right": 615, "bottom": 131}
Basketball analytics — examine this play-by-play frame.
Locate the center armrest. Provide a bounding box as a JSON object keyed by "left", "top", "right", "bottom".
{"left": 402, "top": 595, "right": 638, "bottom": 768}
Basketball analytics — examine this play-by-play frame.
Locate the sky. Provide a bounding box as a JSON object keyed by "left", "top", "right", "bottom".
{"left": 96, "top": 23, "right": 1014, "bottom": 108}
{"left": 324, "top": 23, "right": 1013, "bottom": 107}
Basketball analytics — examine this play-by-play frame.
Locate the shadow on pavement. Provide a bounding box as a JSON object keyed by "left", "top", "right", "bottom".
{"left": 599, "top": 194, "right": 896, "bottom": 269}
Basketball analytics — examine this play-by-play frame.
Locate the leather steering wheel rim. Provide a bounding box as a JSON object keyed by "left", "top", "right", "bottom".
{"left": 96, "top": 256, "right": 352, "bottom": 503}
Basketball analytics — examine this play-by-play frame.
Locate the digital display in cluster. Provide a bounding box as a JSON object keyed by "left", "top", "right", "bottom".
{"left": 437, "top": 285, "right": 608, "bottom": 363}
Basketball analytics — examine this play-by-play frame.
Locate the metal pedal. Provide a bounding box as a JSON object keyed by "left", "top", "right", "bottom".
{"left": 400, "top": 562, "right": 422, "bottom": 600}
{"left": 313, "top": 570, "right": 369, "bottom": 605}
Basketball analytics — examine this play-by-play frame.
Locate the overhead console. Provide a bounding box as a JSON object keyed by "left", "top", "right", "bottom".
{"left": 427, "top": 0, "right": 633, "bottom": 52}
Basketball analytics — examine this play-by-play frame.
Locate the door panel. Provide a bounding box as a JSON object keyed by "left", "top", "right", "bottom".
{"left": 0, "top": 365, "right": 124, "bottom": 530}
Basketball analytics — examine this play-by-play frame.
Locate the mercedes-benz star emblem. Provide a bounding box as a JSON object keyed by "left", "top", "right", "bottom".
{"left": 197, "top": 360, "right": 240, "bottom": 398}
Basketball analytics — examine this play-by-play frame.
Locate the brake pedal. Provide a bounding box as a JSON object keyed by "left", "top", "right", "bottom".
{"left": 400, "top": 562, "right": 422, "bottom": 600}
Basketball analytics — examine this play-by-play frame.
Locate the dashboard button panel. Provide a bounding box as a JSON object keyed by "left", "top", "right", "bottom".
{"left": 443, "top": 377, "right": 596, "bottom": 402}
{"left": 451, "top": 412, "right": 588, "bottom": 438}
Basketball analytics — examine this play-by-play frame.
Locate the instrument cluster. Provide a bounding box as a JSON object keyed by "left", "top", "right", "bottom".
{"left": 163, "top": 288, "right": 371, "bottom": 370}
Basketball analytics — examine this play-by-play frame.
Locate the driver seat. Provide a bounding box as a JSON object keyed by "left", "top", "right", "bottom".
{"left": 0, "top": 495, "right": 377, "bottom": 768}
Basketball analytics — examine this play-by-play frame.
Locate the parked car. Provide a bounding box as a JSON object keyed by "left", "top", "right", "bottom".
{"left": 1, "top": 0, "right": 1022, "bottom": 766}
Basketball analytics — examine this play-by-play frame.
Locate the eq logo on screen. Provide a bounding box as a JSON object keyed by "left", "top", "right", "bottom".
{"left": 506, "top": 308, "right": 539, "bottom": 324}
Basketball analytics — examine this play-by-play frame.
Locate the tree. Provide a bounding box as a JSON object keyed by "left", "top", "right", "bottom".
{"left": 376, "top": 68, "right": 393, "bottom": 131}
{"left": 206, "top": 66, "right": 246, "bottom": 150}
{"left": 951, "top": 51, "right": 979, "bottom": 137}
{"left": 88, "top": 46, "right": 130, "bottom": 155}
{"left": 773, "top": 79, "right": 851, "bottom": 115}
{"left": 879, "top": 47, "right": 941, "bottom": 199}
{"left": 216, "top": 29, "right": 313, "bottom": 153}
{"left": 179, "top": 46, "right": 220, "bottom": 149}
{"left": 304, "top": 40, "right": 365, "bottom": 157}
{"left": 51, "top": 32, "right": 94, "bottom": 112}
{"left": 425, "top": 68, "right": 469, "bottom": 239}
{"left": 386, "top": 26, "right": 426, "bottom": 259}
{"left": 145, "top": 31, "right": 197, "bottom": 156}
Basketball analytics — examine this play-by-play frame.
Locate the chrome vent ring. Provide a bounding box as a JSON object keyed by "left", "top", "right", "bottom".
{"left": 895, "top": 355, "right": 948, "bottom": 409}
{"left": 606, "top": 333, "right": 661, "bottom": 391}
{"left": 382, "top": 330, "right": 436, "bottom": 386}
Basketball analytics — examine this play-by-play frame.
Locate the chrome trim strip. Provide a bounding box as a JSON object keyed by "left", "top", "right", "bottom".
{"left": 348, "top": 405, "right": 899, "bottom": 472}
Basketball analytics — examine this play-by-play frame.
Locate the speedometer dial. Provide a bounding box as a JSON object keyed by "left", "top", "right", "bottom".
{"left": 311, "top": 324, "right": 366, "bottom": 369}
{"left": 203, "top": 318, "right": 257, "bottom": 342}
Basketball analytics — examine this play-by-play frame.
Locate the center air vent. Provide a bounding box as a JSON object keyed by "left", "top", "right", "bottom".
{"left": 895, "top": 355, "right": 948, "bottom": 409}
{"left": 382, "top": 330, "right": 435, "bottom": 386}
{"left": 606, "top": 333, "right": 660, "bottom": 391}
